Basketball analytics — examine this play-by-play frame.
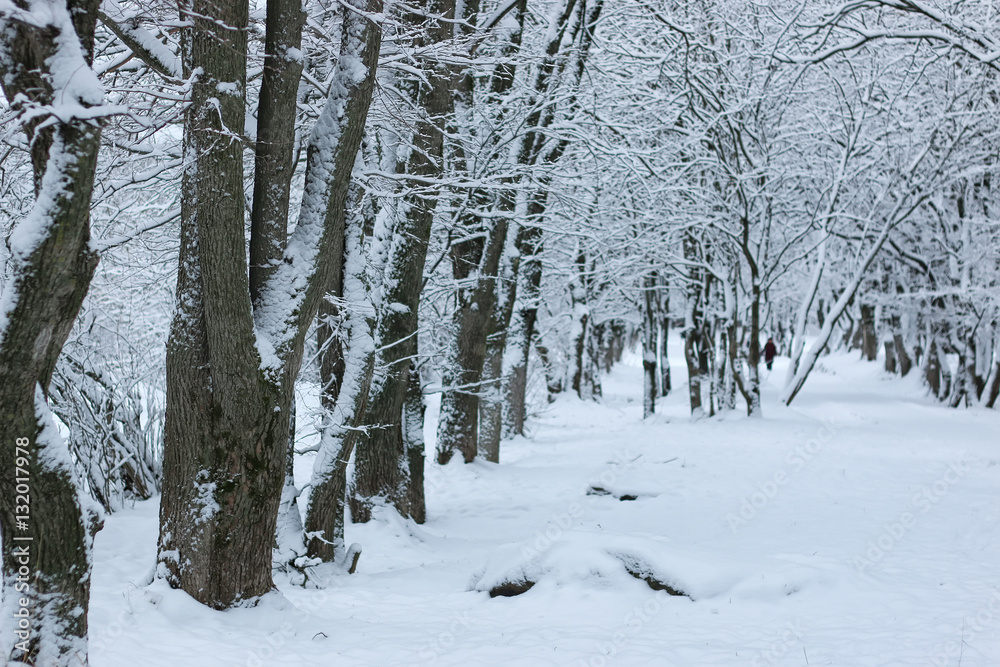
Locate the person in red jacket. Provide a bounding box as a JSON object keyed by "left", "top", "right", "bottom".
{"left": 764, "top": 337, "right": 777, "bottom": 371}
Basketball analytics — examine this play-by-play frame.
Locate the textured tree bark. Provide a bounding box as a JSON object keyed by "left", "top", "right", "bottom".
{"left": 881, "top": 302, "right": 896, "bottom": 373}
{"left": 348, "top": 223, "right": 427, "bottom": 524}
{"left": 949, "top": 350, "right": 972, "bottom": 408}
{"left": 506, "top": 220, "right": 543, "bottom": 434}
{"left": 274, "top": 404, "right": 306, "bottom": 571}
{"left": 304, "top": 194, "right": 379, "bottom": 563}
{"left": 159, "top": 0, "right": 380, "bottom": 601}
{"left": 501, "top": 0, "right": 601, "bottom": 427}
{"left": 402, "top": 365, "right": 427, "bottom": 522}
{"left": 480, "top": 225, "right": 520, "bottom": 462}
{"left": 304, "top": 317, "right": 376, "bottom": 562}
{"left": 437, "top": 218, "right": 510, "bottom": 463}
{"left": 584, "top": 319, "right": 603, "bottom": 399}
{"left": 250, "top": 0, "right": 305, "bottom": 305}
{"left": 159, "top": 0, "right": 288, "bottom": 607}
{"left": 350, "top": 0, "right": 450, "bottom": 520}
{"left": 473, "top": 10, "right": 526, "bottom": 461}
{"left": 479, "top": 333, "right": 506, "bottom": 462}
{"left": 0, "top": 1, "right": 104, "bottom": 662}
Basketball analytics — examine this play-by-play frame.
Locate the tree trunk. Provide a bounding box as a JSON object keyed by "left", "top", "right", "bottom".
{"left": 158, "top": 0, "right": 284, "bottom": 608}
{"left": 0, "top": 1, "right": 104, "bottom": 662}
{"left": 274, "top": 404, "right": 306, "bottom": 573}
{"left": 437, "top": 218, "right": 510, "bottom": 463}
{"left": 746, "top": 280, "right": 762, "bottom": 417}
{"left": 584, "top": 319, "right": 603, "bottom": 398}
{"left": 506, "top": 221, "right": 543, "bottom": 434}
{"left": 949, "top": 351, "right": 971, "bottom": 408}
{"left": 480, "top": 223, "right": 520, "bottom": 461}
{"left": 159, "top": 0, "right": 380, "bottom": 598}
{"left": 682, "top": 234, "right": 705, "bottom": 417}
{"left": 787, "top": 235, "right": 826, "bottom": 388}
{"left": 432, "top": 0, "right": 500, "bottom": 465}
{"left": 346, "top": 156, "right": 436, "bottom": 526}
{"left": 984, "top": 362, "right": 1000, "bottom": 408}
{"left": 884, "top": 341, "right": 897, "bottom": 373}
{"left": 684, "top": 327, "right": 703, "bottom": 416}
{"left": 304, "top": 192, "right": 379, "bottom": 563}
{"left": 402, "top": 365, "right": 427, "bottom": 522}
{"left": 860, "top": 304, "right": 877, "bottom": 361}
{"left": 783, "top": 213, "right": 906, "bottom": 405}
{"left": 924, "top": 339, "right": 941, "bottom": 398}
{"left": 351, "top": 0, "right": 456, "bottom": 513}
{"left": 658, "top": 309, "right": 671, "bottom": 396}
{"left": 892, "top": 315, "right": 912, "bottom": 377}
{"left": 642, "top": 274, "right": 658, "bottom": 418}
{"left": 249, "top": 0, "right": 305, "bottom": 305}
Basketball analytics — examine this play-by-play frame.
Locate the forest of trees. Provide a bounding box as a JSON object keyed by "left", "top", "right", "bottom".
{"left": 1, "top": 0, "right": 998, "bottom": 662}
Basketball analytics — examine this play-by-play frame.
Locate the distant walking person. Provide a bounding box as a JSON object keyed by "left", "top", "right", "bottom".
{"left": 764, "top": 337, "right": 777, "bottom": 371}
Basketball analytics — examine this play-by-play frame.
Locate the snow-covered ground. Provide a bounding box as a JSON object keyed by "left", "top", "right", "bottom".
{"left": 89, "top": 346, "right": 1000, "bottom": 666}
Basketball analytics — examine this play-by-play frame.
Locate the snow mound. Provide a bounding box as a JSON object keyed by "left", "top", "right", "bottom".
{"left": 469, "top": 533, "right": 726, "bottom": 600}
{"left": 470, "top": 532, "right": 852, "bottom": 603}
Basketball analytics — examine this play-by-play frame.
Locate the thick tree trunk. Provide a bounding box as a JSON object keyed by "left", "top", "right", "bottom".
{"left": 479, "top": 337, "right": 508, "bottom": 462}
{"left": 584, "top": 320, "right": 603, "bottom": 398}
{"left": 304, "top": 325, "right": 376, "bottom": 562}
{"left": 159, "top": 0, "right": 380, "bottom": 597}
{"left": 949, "top": 351, "right": 971, "bottom": 408}
{"left": 349, "top": 202, "right": 430, "bottom": 523}
{"left": 0, "top": 1, "right": 104, "bottom": 662}
{"left": 566, "top": 250, "right": 592, "bottom": 400}
{"left": 158, "top": 0, "right": 285, "bottom": 608}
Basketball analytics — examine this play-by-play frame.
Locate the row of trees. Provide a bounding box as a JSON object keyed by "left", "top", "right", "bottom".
{"left": 555, "top": 0, "right": 1000, "bottom": 418}
{"left": 1, "top": 0, "right": 998, "bottom": 663}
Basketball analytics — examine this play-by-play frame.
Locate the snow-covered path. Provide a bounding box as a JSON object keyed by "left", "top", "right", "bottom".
{"left": 89, "top": 349, "right": 1000, "bottom": 666}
